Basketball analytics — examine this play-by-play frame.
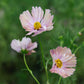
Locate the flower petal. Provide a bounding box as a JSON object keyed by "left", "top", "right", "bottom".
{"left": 41, "top": 9, "right": 53, "bottom": 28}
{"left": 26, "top": 30, "right": 37, "bottom": 35}
{"left": 58, "top": 68, "right": 75, "bottom": 78}
{"left": 32, "top": 28, "right": 45, "bottom": 36}
{"left": 21, "top": 37, "right": 31, "bottom": 49}
{"left": 31, "top": 6, "right": 44, "bottom": 22}
{"left": 11, "top": 37, "right": 38, "bottom": 54}
{"left": 50, "top": 47, "right": 76, "bottom": 78}
{"left": 11, "top": 39, "right": 21, "bottom": 52}
{"left": 27, "top": 42, "right": 37, "bottom": 51}
{"left": 20, "top": 7, "right": 54, "bottom": 36}
{"left": 19, "top": 10, "right": 34, "bottom": 30}
{"left": 46, "top": 26, "right": 53, "bottom": 31}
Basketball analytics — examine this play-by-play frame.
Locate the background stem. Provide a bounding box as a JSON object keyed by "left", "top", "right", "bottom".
{"left": 39, "top": 38, "right": 49, "bottom": 84}
{"left": 74, "top": 44, "right": 83, "bottom": 54}
{"left": 58, "top": 76, "right": 62, "bottom": 84}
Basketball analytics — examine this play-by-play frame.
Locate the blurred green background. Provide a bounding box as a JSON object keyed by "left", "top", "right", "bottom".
{"left": 0, "top": 0, "right": 84, "bottom": 84}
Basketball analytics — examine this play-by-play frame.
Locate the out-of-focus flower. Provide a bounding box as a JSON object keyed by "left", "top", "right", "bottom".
{"left": 50, "top": 47, "right": 76, "bottom": 78}
{"left": 11, "top": 37, "right": 37, "bottom": 54}
{"left": 19, "top": 6, "right": 54, "bottom": 36}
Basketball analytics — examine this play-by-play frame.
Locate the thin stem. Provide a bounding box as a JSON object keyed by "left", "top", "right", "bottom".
{"left": 60, "top": 41, "right": 63, "bottom": 47}
{"left": 74, "top": 44, "right": 83, "bottom": 54}
{"left": 58, "top": 76, "right": 62, "bottom": 84}
{"left": 79, "top": 28, "right": 84, "bottom": 33}
{"left": 71, "top": 28, "right": 84, "bottom": 44}
{"left": 23, "top": 54, "right": 40, "bottom": 84}
{"left": 71, "top": 36, "right": 78, "bottom": 44}
{"left": 39, "top": 38, "right": 49, "bottom": 84}
{"left": 46, "top": 58, "right": 52, "bottom": 84}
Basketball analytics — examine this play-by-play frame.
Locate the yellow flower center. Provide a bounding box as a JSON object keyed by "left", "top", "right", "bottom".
{"left": 55, "top": 59, "right": 62, "bottom": 68}
{"left": 34, "top": 22, "right": 41, "bottom": 30}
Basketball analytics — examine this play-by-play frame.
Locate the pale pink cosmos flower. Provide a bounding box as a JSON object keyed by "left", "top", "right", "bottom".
{"left": 11, "top": 37, "right": 37, "bottom": 54}
{"left": 50, "top": 47, "right": 76, "bottom": 78}
{"left": 19, "top": 6, "right": 54, "bottom": 36}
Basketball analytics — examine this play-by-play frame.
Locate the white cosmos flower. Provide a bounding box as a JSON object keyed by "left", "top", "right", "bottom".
{"left": 50, "top": 47, "right": 77, "bottom": 78}
{"left": 19, "top": 6, "right": 54, "bottom": 36}
{"left": 11, "top": 37, "right": 37, "bottom": 54}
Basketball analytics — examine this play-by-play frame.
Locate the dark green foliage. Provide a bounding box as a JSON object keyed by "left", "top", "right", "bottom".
{"left": 0, "top": 0, "right": 84, "bottom": 84}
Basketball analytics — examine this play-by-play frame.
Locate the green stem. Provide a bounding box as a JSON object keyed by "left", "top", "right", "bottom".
{"left": 79, "top": 28, "right": 84, "bottom": 33}
{"left": 60, "top": 41, "right": 63, "bottom": 47}
{"left": 39, "top": 38, "right": 49, "bottom": 84}
{"left": 71, "top": 28, "right": 84, "bottom": 44}
{"left": 74, "top": 45, "right": 83, "bottom": 54}
{"left": 46, "top": 58, "right": 52, "bottom": 84}
{"left": 58, "top": 76, "right": 62, "bottom": 84}
{"left": 23, "top": 54, "right": 40, "bottom": 84}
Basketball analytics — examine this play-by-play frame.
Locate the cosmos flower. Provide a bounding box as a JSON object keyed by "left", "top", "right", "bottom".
{"left": 11, "top": 37, "right": 37, "bottom": 54}
{"left": 50, "top": 47, "right": 76, "bottom": 78}
{"left": 19, "top": 6, "right": 54, "bottom": 36}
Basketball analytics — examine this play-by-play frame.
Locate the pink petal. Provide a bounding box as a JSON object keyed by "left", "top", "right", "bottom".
{"left": 50, "top": 66, "right": 75, "bottom": 78}
{"left": 19, "top": 10, "right": 34, "bottom": 30}
{"left": 46, "top": 26, "right": 53, "bottom": 31}
{"left": 31, "top": 6, "right": 44, "bottom": 22}
{"left": 20, "top": 7, "right": 54, "bottom": 36}
{"left": 11, "top": 37, "right": 38, "bottom": 54}
{"left": 61, "top": 54, "right": 75, "bottom": 62}
{"left": 50, "top": 65, "right": 58, "bottom": 73}
{"left": 32, "top": 28, "right": 45, "bottom": 36}
{"left": 21, "top": 37, "right": 31, "bottom": 49}
{"left": 11, "top": 39, "right": 21, "bottom": 52}
{"left": 63, "top": 56, "right": 77, "bottom": 67}
{"left": 27, "top": 42, "right": 37, "bottom": 51}
{"left": 41, "top": 9, "right": 53, "bottom": 28}
{"left": 31, "top": 50, "right": 36, "bottom": 53}
{"left": 50, "top": 47, "right": 76, "bottom": 78}
{"left": 58, "top": 68, "right": 75, "bottom": 78}
{"left": 50, "top": 47, "right": 63, "bottom": 59}
{"left": 26, "top": 30, "right": 37, "bottom": 35}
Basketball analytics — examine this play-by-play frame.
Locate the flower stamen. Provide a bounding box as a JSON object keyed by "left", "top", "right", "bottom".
{"left": 55, "top": 59, "right": 62, "bottom": 68}
{"left": 34, "top": 22, "right": 41, "bottom": 30}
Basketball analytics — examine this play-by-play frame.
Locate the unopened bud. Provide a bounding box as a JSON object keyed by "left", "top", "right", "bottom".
{"left": 78, "top": 32, "right": 82, "bottom": 36}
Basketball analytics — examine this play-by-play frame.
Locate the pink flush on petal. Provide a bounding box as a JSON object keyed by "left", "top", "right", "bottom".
{"left": 19, "top": 6, "right": 54, "bottom": 36}
{"left": 10, "top": 37, "right": 37, "bottom": 55}
{"left": 50, "top": 47, "right": 77, "bottom": 78}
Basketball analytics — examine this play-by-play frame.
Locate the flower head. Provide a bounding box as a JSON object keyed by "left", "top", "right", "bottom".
{"left": 19, "top": 6, "right": 54, "bottom": 36}
{"left": 50, "top": 47, "right": 76, "bottom": 78}
{"left": 11, "top": 37, "right": 37, "bottom": 54}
